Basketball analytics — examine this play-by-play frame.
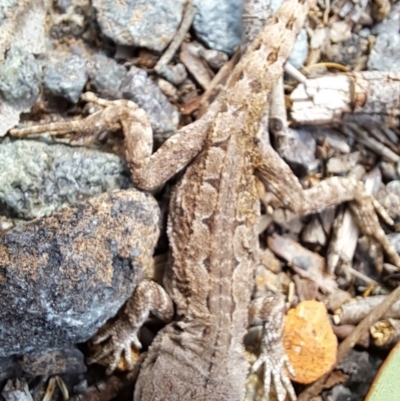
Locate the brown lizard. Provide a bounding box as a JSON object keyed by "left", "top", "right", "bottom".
{"left": 9, "top": 0, "right": 400, "bottom": 399}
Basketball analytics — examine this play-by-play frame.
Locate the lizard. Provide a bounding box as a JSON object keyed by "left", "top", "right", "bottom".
{"left": 9, "top": 0, "right": 400, "bottom": 399}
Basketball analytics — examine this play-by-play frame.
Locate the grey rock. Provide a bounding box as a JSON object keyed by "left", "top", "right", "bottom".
{"left": 380, "top": 161, "right": 398, "bottom": 182}
{"left": 0, "top": 139, "right": 131, "bottom": 220}
{"left": 20, "top": 347, "right": 86, "bottom": 377}
{"left": 368, "top": 32, "right": 400, "bottom": 71}
{"left": 288, "top": 29, "right": 308, "bottom": 68}
{"left": 372, "top": 1, "right": 400, "bottom": 35}
{"left": 0, "top": 0, "right": 19, "bottom": 22}
{"left": 92, "top": 0, "right": 185, "bottom": 52}
{"left": 273, "top": 127, "right": 317, "bottom": 177}
{"left": 0, "top": 46, "right": 41, "bottom": 107}
{"left": 323, "top": 384, "right": 353, "bottom": 401}
{"left": 334, "top": 350, "right": 382, "bottom": 400}
{"left": 325, "top": 33, "right": 368, "bottom": 69}
{"left": 56, "top": 0, "right": 73, "bottom": 13}
{"left": 122, "top": 66, "right": 180, "bottom": 140}
{"left": 0, "top": 357, "right": 18, "bottom": 382}
{"left": 0, "top": 189, "right": 160, "bottom": 357}
{"left": 193, "top": 0, "right": 242, "bottom": 54}
{"left": 43, "top": 53, "right": 88, "bottom": 103}
{"left": 0, "top": 0, "right": 48, "bottom": 137}
{"left": 87, "top": 53, "right": 127, "bottom": 99}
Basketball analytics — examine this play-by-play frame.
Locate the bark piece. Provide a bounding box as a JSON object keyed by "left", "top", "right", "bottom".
{"left": 290, "top": 72, "right": 400, "bottom": 128}
{"left": 268, "top": 233, "right": 337, "bottom": 293}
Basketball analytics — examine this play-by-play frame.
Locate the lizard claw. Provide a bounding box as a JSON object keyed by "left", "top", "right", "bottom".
{"left": 251, "top": 336, "right": 296, "bottom": 401}
{"left": 87, "top": 318, "right": 142, "bottom": 374}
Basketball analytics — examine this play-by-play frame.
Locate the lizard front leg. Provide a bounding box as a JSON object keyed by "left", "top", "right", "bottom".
{"left": 87, "top": 280, "right": 174, "bottom": 374}
{"left": 255, "top": 141, "right": 400, "bottom": 267}
{"left": 249, "top": 294, "right": 296, "bottom": 401}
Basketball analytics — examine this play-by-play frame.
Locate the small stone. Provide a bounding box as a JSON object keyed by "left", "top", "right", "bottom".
{"left": 43, "top": 53, "right": 88, "bottom": 103}
{"left": 20, "top": 347, "right": 86, "bottom": 377}
{"left": 0, "top": 139, "right": 131, "bottom": 220}
{"left": 87, "top": 53, "right": 127, "bottom": 99}
{"left": 274, "top": 128, "right": 317, "bottom": 177}
{"left": 338, "top": 350, "right": 383, "bottom": 399}
{"left": 92, "top": 0, "right": 185, "bottom": 52}
{"left": 192, "top": 0, "right": 242, "bottom": 55}
{"left": 327, "top": 152, "right": 360, "bottom": 175}
{"left": 73, "top": 379, "right": 88, "bottom": 394}
{"left": 0, "top": 46, "right": 41, "bottom": 107}
{"left": 329, "top": 21, "right": 352, "bottom": 43}
{"left": 368, "top": 32, "right": 400, "bottom": 71}
{"left": 324, "top": 34, "right": 369, "bottom": 69}
{"left": 288, "top": 29, "right": 308, "bottom": 68}
{"left": 283, "top": 300, "right": 338, "bottom": 384}
{"left": 0, "top": 189, "right": 160, "bottom": 357}
{"left": 372, "top": 1, "right": 400, "bottom": 35}
{"left": 122, "top": 66, "right": 180, "bottom": 140}
{"left": 379, "top": 161, "right": 398, "bottom": 182}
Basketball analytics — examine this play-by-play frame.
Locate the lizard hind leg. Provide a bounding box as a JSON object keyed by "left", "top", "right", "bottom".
{"left": 249, "top": 294, "right": 296, "bottom": 401}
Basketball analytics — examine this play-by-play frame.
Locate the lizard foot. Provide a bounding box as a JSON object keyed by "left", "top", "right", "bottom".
{"left": 87, "top": 318, "right": 141, "bottom": 374}
{"left": 251, "top": 328, "right": 296, "bottom": 401}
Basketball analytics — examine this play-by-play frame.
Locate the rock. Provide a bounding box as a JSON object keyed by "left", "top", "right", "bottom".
{"left": 192, "top": 0, "right": 242, "bottom": 54}
{"left": 288, "top": 29, "right": 308, "bottom": 68}
{"left": 0, "top": 46, "right": 41, "bottom": 108}
{"left": 20, "top": 347, "right": 86, "bottom": 377}
{"left": 0, "top": 0, "right": 48, "bottom": 137}
{"left": 372, "top": 1, "right": 400, "bottom": 35}
{"left": 0, "top": 190, "right": 159, "bottom": 357}
{"left": 87, "top": 53, "right": 127, "bottom": 99}
{"left": 0, "top": 139, "right": 131, "bottom": 220}
{"left": 324, "top": 33, "right": 369, "bottom": 69}
{"left": 283, "top": 300, "right": 337, "bottom": 384}
{"left": 92, "top": 0, "right": 185, "bottom": 52}
{"left": 273, "top": 127, "right": 317, "bottom": 177}
{"left": 368, "top": 32, "right": 400, "bottom": 71}
{"left": 122, "top": 66, "right": 180, "bottom": 140}
{"left": 43, "top": 53, "right": 88, "bottom": 103}
{"left": 336, "top": 350, "right": 383, "bottom": 400}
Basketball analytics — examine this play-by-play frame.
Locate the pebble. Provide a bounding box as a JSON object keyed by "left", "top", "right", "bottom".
{"left": 92, "top": 0, "right": 185, "bottom": 52}
{"left": 87, "top": 53, "right": 127, "bottom": 99}
{"left": 0, "top": 46, "right": 41, "bottom": 107}
{"left": 288, "top": 29, "right": 308, "bottom": 68}
{"left": 122, "top": 66, "right": 180, "bottom": 140}
{"left": 368, "top": 32, "right": 400, "bottom": 71}
{"left": 192, "top": 0, "right": 242, "bottom": 54}
{"left": 0, "top": 139, "right": 130, "bottom": 220}
{"left": 43, "top": 53, "right": 88, "bottom": 103}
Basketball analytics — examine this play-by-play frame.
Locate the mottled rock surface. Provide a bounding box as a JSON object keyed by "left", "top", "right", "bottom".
{"left": 0, "top": 189, "right": 160, "bottom": 357}
{"left": 0, "top": 46, "right": 41, "bottom": 107}
{"left": 368, "top": 32, "right": 400, "bottom": 71}
{"left": 0, "top": 0, "right": 49, "bottom": 137}
{"left": 193, "top": 0, "right": 242, "bottom": 54}
{"left": 92, "top": 0, "right": 185, "bottom": 52}
{"left": 0, "top": 140, "right": 131, "bottom": 219}
{"left": 87, "top": 53, "right": 127, "bottom": 99}
{"left": 122, "top": 66, "right": 180, "bottom": 139}
{"left": 20, "top": 347, "right": 86, "bottom": 377}
{"left": 43, "top": 53, "right": 88, "bottom": 103}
